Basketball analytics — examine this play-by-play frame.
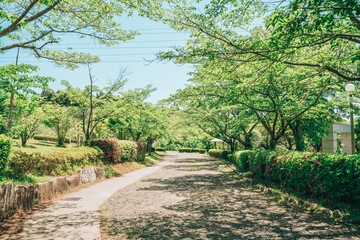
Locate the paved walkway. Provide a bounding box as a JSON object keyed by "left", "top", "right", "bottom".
{"left": 101, "top": 152, "right": 360, "bottom": 240}
{"left": 13, "top": 160, "right": 172, "bottom": 240}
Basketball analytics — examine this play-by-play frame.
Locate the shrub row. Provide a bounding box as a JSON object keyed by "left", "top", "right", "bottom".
{"left": 179, "top": 148, "right": 206, "bottom": 154}
{"left": 34, "top": 135, "right": 75, "bottom": 144}
{"left": 8, "top": 147, "right": 102, "bottom": 177}
{"left": 208, "top": 149, "right": 228, "bottom": 159}
{"left": 0, "top": 135, "right": 11, "bottom": 172}
{"left": 232, "top": 150, "right": 360, "bottom": 203}
{"left": 155, "top": 147, "right": 166, "bottom": 152}
{"left": 90, "top": 139, "right": 147, "bottom": 163}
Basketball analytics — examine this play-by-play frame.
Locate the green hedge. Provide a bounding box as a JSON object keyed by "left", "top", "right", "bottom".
{"left": 0, "top": 135, "right": 11, "bottom": 172}
{"left": 208, "top": 149, "right": 228, "bottom": 159}
{"left": 8, "top": 147, "right": 102, "bottom": 176}
{"left": 233, "top": 150, "right": 360, "bottom": 203}
{"left": 34, "top": 135, "right": 75, "bottom": 144}
{"left": 179, "top": 148, "right": 206, "bottom": 153}
{"left": 155, "top": 147, "right": 166, "bottom": 152}
{"left": 90, "top": 139, "right": 147, "bottom": 163}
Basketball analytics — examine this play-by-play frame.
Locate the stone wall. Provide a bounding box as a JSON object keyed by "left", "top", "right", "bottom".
{"left": 0, "top": 167, "right": 105, "bottom": 222}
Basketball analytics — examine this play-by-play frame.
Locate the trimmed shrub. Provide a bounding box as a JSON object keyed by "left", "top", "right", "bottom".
{"left": 34, "top": 135, "right": 74, "bottom": 144}
{"left": 179, "top": 148, "right": 206, "bottom": 153}
{"left": 179, "top": 148, "right": 191, "bottom": 153}
{"left": 233, "top": 150, "right": 252, "bottom": 171}
{"left": 136, "top": 142, "right": 147, "bottom": 162}
{"left": 198, "top": 149, "right": 206, "bottom": 154}
{"left": 155, "top": 147, "right": 166, "bottom": 152}
{"left": 0, "top": 135, "right": 11, "bottom": 171}
{"left": 8, "top": 147, "right": 102, "bottom": 176}
{"left": 208, "top": 149, "right": 228, "bottom": 159}
{"left": 90, "top": 139, "right": 146, "bottom": 163}
{"left": 236, "top": 150, "right": 360, "bottom": 203}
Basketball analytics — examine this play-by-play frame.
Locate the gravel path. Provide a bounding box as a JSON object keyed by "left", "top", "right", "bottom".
{"left": 11, "top": 160, "right": 170, "bottom": 240}
{"left": 101, "top": 152, "right": 360, "bottom": 240}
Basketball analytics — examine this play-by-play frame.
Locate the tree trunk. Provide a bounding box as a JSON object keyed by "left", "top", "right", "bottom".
{"left": 21, "top": 129, "right": 28, "bottom": 147}
{"left": 230, "top": 141, "right": 235, "bottom": 153}
{"left": 269, "top": 137, "right": 277, "bottom": 150}
{"left": 291, "top": 120, "right": 305, "bottom": 151}
{"left": 7, "top": 91, "right": 14, "bottom": 136}
{"left": 244, "top": 134, "right": 253, "bottom": 150}
{"left": 146, "top": 139, "right": 153, "bottom": 155}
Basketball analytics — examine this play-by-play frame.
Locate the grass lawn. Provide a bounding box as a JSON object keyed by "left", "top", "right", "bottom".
{"left": 11, "top": 138, "right": 78, "bottom": 154}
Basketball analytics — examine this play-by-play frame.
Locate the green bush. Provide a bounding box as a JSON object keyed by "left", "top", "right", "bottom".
{"left": 155, "top": 147, "right": 166, "bottom": 152}
{"left": 34, "top": 135, "right": 74, "bottom": 144}
{"left": 208, "top": 149, "right": 228, "bottom": 159}
{"left": 90, "top": 139, "right": 147, "bottom": 163}
{"left": 179, "top": 148, "right": 206, "bottom": 153}
{"left": 0, "top": 122, "right": 7, "bottom": 135}
{"left": 236, "top": 150, "right": 360, "bottom": 203}
{"left": 8, "top": 147, "right": 102, "bottom": 176}
{"left": 179, "top": 148, "right": 191, "bottom": 153}
{"left": 198, "top": 149, "right": 206, "bottom": 154}
{"left": 0, "top": 135, "right": 11, "bottom": 172}
{"left": 233, "top": 150, "right": 252, "bottom": 171}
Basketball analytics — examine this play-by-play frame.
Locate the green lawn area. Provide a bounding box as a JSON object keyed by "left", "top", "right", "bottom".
{"left": 11, "top": 138, "right": 78, "bottom": 154}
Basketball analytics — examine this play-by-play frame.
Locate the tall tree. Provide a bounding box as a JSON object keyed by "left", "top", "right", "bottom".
{"left": 170, "top": 57, "right": 340, "bottom": 149}
{"left": 42, "top": 104, "right": 72, "bottom": 146}
{"left": 0, "top": 63, "right": 52, "bottom": 135}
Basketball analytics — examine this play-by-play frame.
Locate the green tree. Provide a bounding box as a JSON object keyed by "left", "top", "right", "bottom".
{"left": 11, "top": 96, "right": 44, "bottom": 146}
{"left": 0, "top": 64, "right": 52, "bottom": 135}
{"left": 17, "top": 107, "right": 44, "bottom": 147}
{"left": 42, "top": 104, "right": 72, "bottom": 146}
{"left": 115, "top": 86, "right": 168, "bottom": 153}
{"left": 168, "top": 92, "right": 258, "bottom": 152}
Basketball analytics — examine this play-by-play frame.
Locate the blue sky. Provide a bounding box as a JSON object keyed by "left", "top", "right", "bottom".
{"left": 1, "top": 15, "right": 192, "bottom": 103}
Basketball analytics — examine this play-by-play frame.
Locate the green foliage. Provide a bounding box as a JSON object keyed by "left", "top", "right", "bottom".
{"left": 237, "top": 150, "right": 360, "bottom": 203}
{"left": 8, "top": 147, "right": 101, "bottom": 176}
{"left": 179, "top": 148, "right": 206, "bottom": 153}
{"left": 0, "top": 122, "right": 7, "bottom": 135}
{"left": 0, "top": 0, "right": 169, "bottom": 68}
{"left": 34, "top": 135, "right": 74, "bottom": 144}
{"left": 208, "top": 149, "right": 228, "bottom": 159}
{"left": 0, "top": 64, "right": 53, "bottom": 95}
{"left": 90, "top": 139, "right": 147, "bottom": 163}
{"left": 355, "top": 118, "right": 360, "bottom": 152}
{"left": 0, "top": 135, "right": 11, "bottom": 172}
{"left": 232, "top": 150, "right": 253, "bottom": 171}
{"left": 42, "top": 104, "right": 72, "bottom": 146}
{"left": 155, "top": 147, "right": 166, "bottom": 152}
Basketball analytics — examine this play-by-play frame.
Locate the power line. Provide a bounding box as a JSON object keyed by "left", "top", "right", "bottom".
{"left": 0, "top": 53, "right": 159, "bottom": 58}
{"left": 48, "top": 46, "right": 178, "bottom": 49}
{"left": 0, "top": 60, "right": 150, "bottom": 63}
{"left": 58, "top": 39, "right": 187, "bottom": 46}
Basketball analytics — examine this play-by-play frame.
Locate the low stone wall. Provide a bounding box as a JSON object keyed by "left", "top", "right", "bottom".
{"left": 79, "top": 168, "right": 96, "bottom": 184}
{"left": 0, "top": 167, "right": 105, "bottom": 222}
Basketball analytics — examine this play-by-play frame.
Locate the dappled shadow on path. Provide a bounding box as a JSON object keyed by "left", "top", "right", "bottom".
{"left": 11, "top": 203, "right": 99, "bottom": 240}
{"left": 102, "top": 153, "right": 360, "bottom": 240}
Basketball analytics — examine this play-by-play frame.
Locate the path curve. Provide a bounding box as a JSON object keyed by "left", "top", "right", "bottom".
{"left": 12, "top": 159, "right": 172, "bottom": 240}
{"left": 101, "top": 152, "right": 360, "bottom": 240}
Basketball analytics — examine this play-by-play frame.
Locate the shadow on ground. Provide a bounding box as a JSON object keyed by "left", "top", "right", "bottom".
{"left": 102, "top": 154, "right": 360, "bottom": 240}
